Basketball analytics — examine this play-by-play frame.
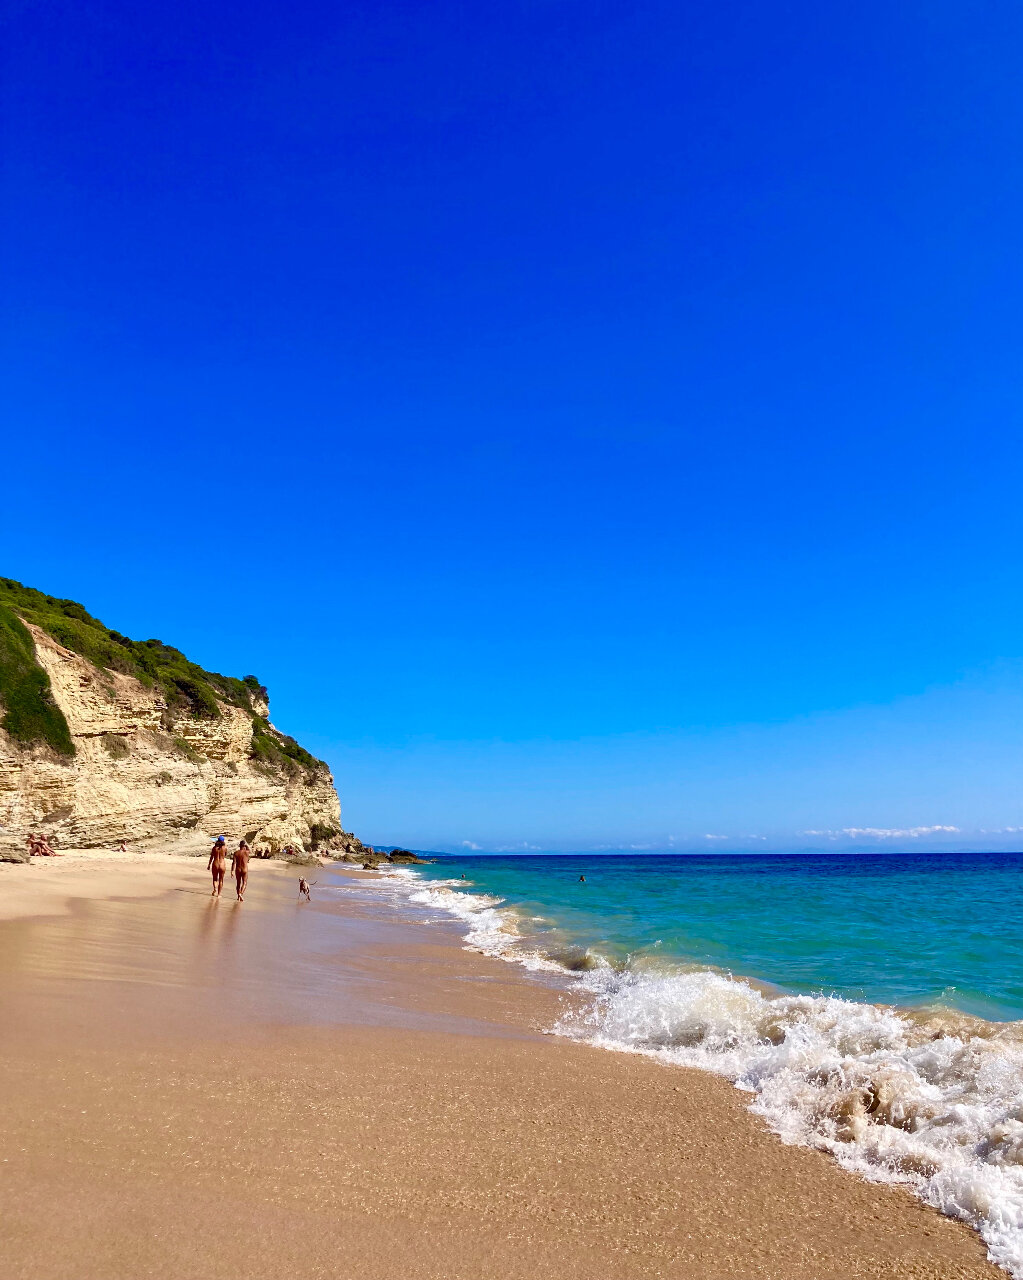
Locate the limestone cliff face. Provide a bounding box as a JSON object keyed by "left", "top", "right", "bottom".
{"left": 0, "top": 625, "right": 343, "bottom": 854}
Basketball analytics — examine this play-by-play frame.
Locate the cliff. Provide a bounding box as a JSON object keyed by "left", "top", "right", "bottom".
{"left": 0, "top": 579, "right": 365, "bottom": 859}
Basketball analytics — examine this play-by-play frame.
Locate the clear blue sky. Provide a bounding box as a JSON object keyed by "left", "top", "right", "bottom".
{"left": 4, "top": 0, "right": 1023, "bottom": 851}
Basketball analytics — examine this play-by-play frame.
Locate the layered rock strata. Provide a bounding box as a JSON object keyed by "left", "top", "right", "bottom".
{"left": 0, "top": 624, "right": 356, "bottom": 857}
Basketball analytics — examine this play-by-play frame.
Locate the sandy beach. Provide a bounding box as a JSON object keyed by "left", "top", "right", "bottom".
{"left": 0, "top": 855, "right": 1002, "bottom": 1280}
{"left": 0, "top": 845, "right": 206, "bottom": 921}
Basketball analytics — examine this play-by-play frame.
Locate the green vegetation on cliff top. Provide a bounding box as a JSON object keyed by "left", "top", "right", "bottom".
{"left": 0, "top": 605, "right": 75, "bottom": 755}
{"left": 0, "top": 577, "right": 324, "bottom": 772}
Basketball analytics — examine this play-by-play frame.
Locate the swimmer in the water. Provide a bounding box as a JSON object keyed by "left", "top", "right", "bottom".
{"left": 579, "top": 875, "right": 586, "bottom": 883}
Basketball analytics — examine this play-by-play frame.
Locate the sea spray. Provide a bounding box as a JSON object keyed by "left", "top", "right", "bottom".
{"left": 558, "top": 964, "right": 1023, "bottom": 1275}
{"left": 366, "top": 863, "right": 1023, "bottom": 1277}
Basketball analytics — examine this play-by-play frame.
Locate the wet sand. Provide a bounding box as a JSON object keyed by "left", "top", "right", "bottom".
{"left": 0, "top": 859, "right": 1002, "bottom": 1279}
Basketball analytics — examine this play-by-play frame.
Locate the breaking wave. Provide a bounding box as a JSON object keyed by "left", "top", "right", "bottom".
{"left": 372, "top": 867, "right": 564, "bottom": 970}
{"left": 369, "top": 866, "right": 1023, "bottom": 1275}
{"left": 556, "top": 964, "right": 1023, "bottom": 1275}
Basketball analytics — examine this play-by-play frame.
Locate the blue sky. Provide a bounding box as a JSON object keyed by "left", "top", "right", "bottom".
{"left": 4, "top": 0, "right": 1023, "bottom": 851}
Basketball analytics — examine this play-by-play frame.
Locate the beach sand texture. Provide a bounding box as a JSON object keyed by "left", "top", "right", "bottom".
{"left": 0, "top": 857, "right": 1001, "bottom": 1279}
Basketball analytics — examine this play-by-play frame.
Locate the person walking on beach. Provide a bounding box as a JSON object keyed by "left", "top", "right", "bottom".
{"left": 231, "top": 840, "right": 251, "bottom": 901}
{"left": 208, "top": 836, "right": 228, "bottom": 896}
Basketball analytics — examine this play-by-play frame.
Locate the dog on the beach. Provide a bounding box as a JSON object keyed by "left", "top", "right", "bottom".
{"left": 298, "top": 878, "right": 315, "bottom": 901}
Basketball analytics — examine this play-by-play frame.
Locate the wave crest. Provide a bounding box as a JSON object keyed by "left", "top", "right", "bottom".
{"left": 556, "top": 965, "right": 1023, "bottom": 1275}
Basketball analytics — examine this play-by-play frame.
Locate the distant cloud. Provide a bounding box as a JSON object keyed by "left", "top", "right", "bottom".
{"left": 801, "top": 825, "right": 959, "bottom": 840}
{"left": 590, "top": 834, "right": 770, "bottom": 848}
{"left": 461, "top": 840, "right": 481, "bottom": 850}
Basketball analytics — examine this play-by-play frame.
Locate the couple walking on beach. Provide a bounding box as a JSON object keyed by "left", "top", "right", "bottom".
{"left": 208, "top": 836, "right": 250, "bottom": 901}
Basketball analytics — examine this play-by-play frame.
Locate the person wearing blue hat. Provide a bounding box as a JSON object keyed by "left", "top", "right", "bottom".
{"left": 208, "top": 835, "right": 228, "bottom": 896}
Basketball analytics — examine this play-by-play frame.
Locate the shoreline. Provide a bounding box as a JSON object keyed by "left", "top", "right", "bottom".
{"left": 0, "top": 856, "right": 1002, "bottom": 1279}
{"left": 388, "top": 860, "right": 1023, "bottom": 1277}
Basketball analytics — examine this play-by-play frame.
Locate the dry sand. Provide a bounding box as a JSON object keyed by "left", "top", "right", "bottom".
{"left": 0, "top": 844, "right": 207, "bottom": 921}
{"left": 0, "top": 857, "right": 1003, "bottom": 1280}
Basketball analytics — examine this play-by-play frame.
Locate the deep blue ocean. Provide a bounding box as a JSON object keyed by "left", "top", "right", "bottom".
{"left": 412, "top": 851, "right": 1023, "bottom": 1020}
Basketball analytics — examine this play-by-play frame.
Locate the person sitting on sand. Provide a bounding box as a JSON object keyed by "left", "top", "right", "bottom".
{"left": 208, "top": 836, "right": 227, "bottom": 897}
{"left": 35, "top": 833, "right": 57, "bottom": 856}
{"left": 231, "top": 840, "right": 251, "bottom": 902}
{"left": 117, "top": 840, "right": 127, "bottom": 854}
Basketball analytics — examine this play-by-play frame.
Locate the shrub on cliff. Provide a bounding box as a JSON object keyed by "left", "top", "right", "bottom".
{"left": 308, "top": 821, "right": 340, "bottom": 849}
{"left": 166, "top": 676, "right": 220, "bottom": 719}
{"left": 0, "top": 603, "right": 75, "bottom": 756}
{"left": 249, "top": 716, "right": 321, "bottom": 776}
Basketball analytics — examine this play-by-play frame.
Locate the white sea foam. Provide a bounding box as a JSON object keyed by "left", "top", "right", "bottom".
{"left": 364, "top": 867, "right": 1023, "bottom": 1275}
{"left": 555, "top": 964, "right": 1023, "bottom": 1276}
{"left": 367, "top": 868, "right": 566, "bottom": 969}
{"left": 408, "top": 884, "right": 521, "bottom": 954}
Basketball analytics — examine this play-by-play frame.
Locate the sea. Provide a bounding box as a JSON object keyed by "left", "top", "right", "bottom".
{"left": 368, "top": 851, "right": 1023, "bottom": 1275}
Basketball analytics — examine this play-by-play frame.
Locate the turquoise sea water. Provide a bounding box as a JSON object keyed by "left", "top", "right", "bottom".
{"left": 413, "top": 851, "right": 1023, "bottom": 1020}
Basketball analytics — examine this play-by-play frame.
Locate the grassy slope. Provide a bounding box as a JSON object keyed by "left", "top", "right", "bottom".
{"left": 0, "top": 603, "right": 76, "bottom": 755}
{"left": 0, "top": 578, "right": 323, "bottom": 773}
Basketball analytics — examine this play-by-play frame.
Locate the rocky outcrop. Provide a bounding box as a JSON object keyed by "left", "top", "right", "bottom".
{"left": 338, "top": 847, "right": 430, "bottom": 866}
{"left": 0, "top": 624, "right": 348, "bottom": 857}
{"left": 388, "top": 849, "right": 430, "bottom": 864}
